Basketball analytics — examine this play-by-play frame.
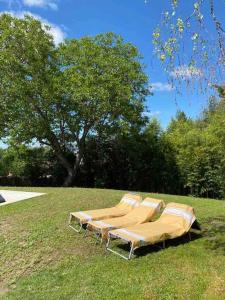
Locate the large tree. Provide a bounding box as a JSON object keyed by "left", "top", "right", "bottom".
{"left": 0, "top": 14, "right": 149, "bottom": 186}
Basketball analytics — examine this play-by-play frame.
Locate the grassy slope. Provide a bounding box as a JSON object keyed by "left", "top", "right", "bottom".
{"left": 0, "top": 187, "right": 225, "bottom": 300}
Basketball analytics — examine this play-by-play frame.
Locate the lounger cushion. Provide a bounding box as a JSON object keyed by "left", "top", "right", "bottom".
{"left": 87, "top": 198, "right": 165, "bottom": 240}
{"left": 109, "top": 202, "right": 196, "bottom": 248}
{"left": 70, "top": 193, "right": 142, "bottom": 224}
{"left": 116, "top": 193, "right": 142, "bottom": 210}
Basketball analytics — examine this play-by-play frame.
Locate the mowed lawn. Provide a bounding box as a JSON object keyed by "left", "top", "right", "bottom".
{"left": 0, "top": 187, "right": 225, "bottom": 300}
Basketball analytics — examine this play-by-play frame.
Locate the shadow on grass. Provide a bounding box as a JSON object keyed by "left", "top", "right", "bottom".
{"left": 202, "top": 216, "right": 225, "bottom": 255}
{"left": 115, "top": 232, "right": 202, "bottom": 258}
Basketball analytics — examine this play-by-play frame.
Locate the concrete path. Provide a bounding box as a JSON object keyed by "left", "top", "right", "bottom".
{"left": 0, "top": 190, "right": 46, "bottom": 206}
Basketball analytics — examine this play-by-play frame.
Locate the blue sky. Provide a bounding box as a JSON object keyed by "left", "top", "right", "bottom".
{"left": 0, "top": 0, "right": 224, "bottom": 135}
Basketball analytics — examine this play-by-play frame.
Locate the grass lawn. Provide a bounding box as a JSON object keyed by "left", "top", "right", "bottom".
{"left": 0, "top": 187, "right": 225, "bottom": 300}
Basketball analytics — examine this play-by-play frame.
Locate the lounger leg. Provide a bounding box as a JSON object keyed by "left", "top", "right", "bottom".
{"left": 106, "top": 235, "right": 134, "bottom": 260}
{"left": 188, "top": 231, "right": 191, "bottom": 241}
{"left": 84, "top": 225, "right": 104, "bottom": 245}
{"left": 69, "top": 222, "right": 82, "bottom": 233}
{"left": 68, "top": 214, "right": 83, "bottom": 233}
{"left": 162, "top": 240, "right": 166, "bottom": 249}
{"left": 95, "top": 232, "right": 103, "bottom": 245}
{"left": 128, "top": 243, "right": 134, "bottom": 260}
{"left": 106, "top": 236, "right": 111, "bottom": 249}
{"left": 83, "top": 224, "right": 97, "bottom": 240}
{"left": 68, "top": 213, "right": 72, "bottom": 225}
{"left": 83, "top": 224, "right": 89, "bottom": 237}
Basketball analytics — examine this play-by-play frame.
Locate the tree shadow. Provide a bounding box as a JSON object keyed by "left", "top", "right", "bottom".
{"left": 202, "top": 216, "right": 225, "bottom": 255}
{"left": 135, "top": 232, "right": 202, "bottom": 258}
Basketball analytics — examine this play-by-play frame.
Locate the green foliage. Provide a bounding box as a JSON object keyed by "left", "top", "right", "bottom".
{"left": 80, "top": 118, "right": 181, "bottom": 194}
{"left": 58, "top": 34, "right": 148, "bottom": 136}
{"left": 0, "top": 149, "right": 7, "bottom": 176}
{"left": 0, "top": 92, "right": 224, "bottom": 198}
{"left": 0, "top": 145, "right": 50, "bottom": 181}
{"left": 0, "top": 14, "right": 149, "bottom": 185}
{"left": 165, "top": 95, "right": 225, "bottom": 198}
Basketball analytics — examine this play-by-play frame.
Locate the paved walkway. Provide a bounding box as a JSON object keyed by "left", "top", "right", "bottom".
{"left": 0, "top": 190, "right": 46, "bottom": 206}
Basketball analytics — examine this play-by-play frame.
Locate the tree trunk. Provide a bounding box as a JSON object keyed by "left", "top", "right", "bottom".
{"left": 63, "top": 168, "right": 76, "bottom": 187}
{"left": 63, "top": 151, "right": 83, "bottom": 187}
{"left": 53, "top": 152, "right": 76, "bottom": 187}
{"left": 51, "top": 144, "right": 83, "bottom": 187}
{"left": 45, "top": 132, "right": 77, "bottom": 187}
{"left": 42, "top": 125, "right": 87, "bottom": 187}
{"left": 62, "top": 152, "right": 83, "bottom": 186}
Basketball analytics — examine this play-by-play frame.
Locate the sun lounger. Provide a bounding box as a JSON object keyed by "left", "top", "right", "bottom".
{"left": 69, "top": 193, "right": 142, "bottom": 232}
{"left": 87, "top": 198, "right": 165, "bottom": 243}
{"left": 107, "top": 202, "right": 197, "bottom": 260}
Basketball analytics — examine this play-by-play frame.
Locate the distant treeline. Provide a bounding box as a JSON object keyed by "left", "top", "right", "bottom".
{"left": 1, "top": 92, "right": 224, "bottom": 199}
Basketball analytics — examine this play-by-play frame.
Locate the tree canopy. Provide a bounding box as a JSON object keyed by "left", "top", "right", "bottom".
{"left": 0, "top": 14, "right": 149, "bottom": 186}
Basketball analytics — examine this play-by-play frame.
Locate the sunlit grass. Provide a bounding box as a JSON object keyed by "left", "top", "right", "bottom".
{"left": 0, "top": 187, "right": 225, "bottom": 299}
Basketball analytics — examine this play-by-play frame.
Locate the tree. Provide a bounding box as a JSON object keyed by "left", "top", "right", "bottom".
{"left": 0, "top": 148, "right": 7, "bottom": 176}
{"left": 165, "top": 92, "right": 225, "bottom": 198}
{"left": 151, "top": 0, "right": 225, "bottom": 91}
{"left": 0, "top": 145, "right": 48, "bottom": 179}
{"left": 0, "top": 14, "right": 149, "bottom": 186}
{"left": 81, "top": 118, "right": 181, "bottom": 194}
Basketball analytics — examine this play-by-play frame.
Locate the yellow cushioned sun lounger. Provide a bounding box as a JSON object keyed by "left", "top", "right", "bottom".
{"left": 87, "top": 198, "right": 165, "bottom": 243}
{"left": 107, "top": 202, "right": 197, "bottom": 260}
{"left": 69, "top": 193, "right": 142, "bottom": 232}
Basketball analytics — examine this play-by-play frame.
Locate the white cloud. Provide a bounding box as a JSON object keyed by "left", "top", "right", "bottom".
{"left": 23, "top": 0, "right": 58, "bottom": 10}
{"left": 2, "top": 11, "right": 65, "bottom": 44}
{"left": 150, "top": 82, "right": 174, "bottom": 92}
{"left": 0, "top": 0, "right": 22, "bottom": 9}
{"left": 170, "top": 65, "right": 203, "bottom": 79}
{"left": 149, "top": 110, "right": 161, "bottom": 116}
{"left": 0, "top": 0, "right": 58, "bottom": 10}
{"left": 143, "top": 111, "right": 161, "bottom": 118}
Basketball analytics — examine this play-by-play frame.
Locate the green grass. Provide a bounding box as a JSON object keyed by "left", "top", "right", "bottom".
{"left": 0, "top": 187, "right": 225, "bottom": 300}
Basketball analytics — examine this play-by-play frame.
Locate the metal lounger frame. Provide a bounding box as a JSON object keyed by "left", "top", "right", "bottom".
{"left": 68, "top": 213, "right": 83, "bottom": 233}
{"left": 106, "top": 233, "right": 135, "bottom": 260}
{"left": 106, "top": 231, "right": 192, "bottom": 260}
{"left": 68, "top": 214, "right": 108, "bottom": 245}
{"left": 84, "top": 223, "right": 104, "bottom": 244}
